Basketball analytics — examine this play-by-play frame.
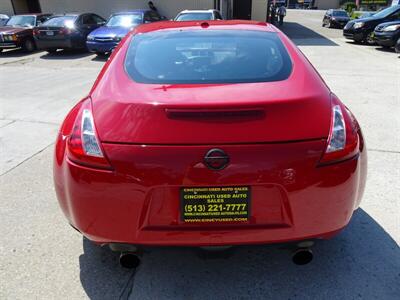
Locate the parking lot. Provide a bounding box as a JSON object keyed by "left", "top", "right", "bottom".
{"left": 0, "top": 9, "right": 399, "bottom": 300}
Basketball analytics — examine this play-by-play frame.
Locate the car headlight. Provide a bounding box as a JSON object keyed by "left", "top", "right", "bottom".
{"left": 4, "top": 34, "right": 17, "bottom": 41}
{"left": 383, "top": 24, "right": 400, "bottom": 32}
{"left": 113, "top": 36, "right": 122, "bottom": 41}
{"left": 353, "top": 22, "right": 364, "bottom": 29}
{"left": 87, "top": 35, "right": 94, "bottom": 41}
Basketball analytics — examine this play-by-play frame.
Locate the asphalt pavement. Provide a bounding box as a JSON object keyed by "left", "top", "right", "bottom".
{"left": 0, "top": 9, "right": 399, "bottom": 300}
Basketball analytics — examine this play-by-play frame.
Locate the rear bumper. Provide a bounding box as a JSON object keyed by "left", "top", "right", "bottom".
{"left": 331, "top": 19, "right": 348, "bottom": 28}
{"left": 54, "top": 138, "right": 367, "bottom": 247}
{"left": 86, "top": 40, "right": 118, "bottom": 53}
{"left": 34, "top": 37, "right": 83, "bottom": 50}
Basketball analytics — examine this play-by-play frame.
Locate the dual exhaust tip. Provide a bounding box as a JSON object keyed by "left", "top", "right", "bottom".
{"left": 118, "top": 247, "right": 313, "bottom": 268}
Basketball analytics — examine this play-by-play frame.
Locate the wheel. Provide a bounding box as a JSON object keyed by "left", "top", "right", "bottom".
{"left": 22, "top": 39, "right": 35, "bottom": 52}
{"left": 365, "top": 32, "right": 376, "bottom": 45}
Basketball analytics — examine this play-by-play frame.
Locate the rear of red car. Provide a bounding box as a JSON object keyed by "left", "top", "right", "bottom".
{"left": 54, "top": 21, "right": 366, "bottom": 247}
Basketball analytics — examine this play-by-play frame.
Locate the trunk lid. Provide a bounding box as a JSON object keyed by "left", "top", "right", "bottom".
{"left": 92, "top": 81, "right": 331, "bottom": 145}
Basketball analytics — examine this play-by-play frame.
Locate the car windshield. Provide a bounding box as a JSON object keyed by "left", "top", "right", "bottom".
{"left": 106, "top": 14, "right": 142, "bottom": 27}
{"left": 175, "top": 13, "right": 213, "bottom": 21}
{"left": 42, "top": 16, "right": 76, "bottom": 27}
{"left": 372, "top": 5, "right": 399, "bottom": 18}
{"left": 333, "top": 11, "right": 348, "bottom": 17}
{"left": 125, "top": 30, "right": 292, "bottom": 84}
{"left": 6, "top": 15, "right": 35, "bottom": 27}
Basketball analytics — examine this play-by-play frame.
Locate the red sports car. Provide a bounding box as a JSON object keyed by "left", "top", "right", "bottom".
{"left": 54, "top": 20, "right": 367, "bottom": 266}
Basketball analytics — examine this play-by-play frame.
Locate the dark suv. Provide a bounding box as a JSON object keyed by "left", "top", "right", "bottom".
{"left": 0, "top": 14, "right": 52, "bottom": 52}
{"left": 343, "top": 5, "right": 400, "bottom": 44}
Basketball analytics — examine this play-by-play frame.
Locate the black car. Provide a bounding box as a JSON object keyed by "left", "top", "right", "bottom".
{"left": 33, "top": 13, "right": 106, "bottom": 53}
{"left": 322, "top": 9, "right": 350, "bottom": 28}
{"left": 374, "top": 21, "right": 400, "bottom": 48}
{"left": 344, "top": 5, "right": 400, "bottom": 44}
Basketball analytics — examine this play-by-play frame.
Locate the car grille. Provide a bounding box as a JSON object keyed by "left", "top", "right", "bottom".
{"left": 94, "top": 37, "right": 114, "bottom": 42}
{"left": 344, "top": 22, "right": 353, "bottom": 30}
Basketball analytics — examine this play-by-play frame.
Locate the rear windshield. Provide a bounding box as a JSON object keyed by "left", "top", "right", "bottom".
{"left": 125, "top": 30, "right": 292, "bottom": 84}
{"left": 107, "top": 14, "right": 142, "bottom": 27}
{"left": 175, "top": 13, "right": 213, "bottom": 21}
{"left": 42, "top": 16, "right": 76, "bottom": 27}
{"left": 6, "top": 15, "right": 35, "bottom": 27}
{"left": 333, "top": 11, "right": 348, "bottom": 16}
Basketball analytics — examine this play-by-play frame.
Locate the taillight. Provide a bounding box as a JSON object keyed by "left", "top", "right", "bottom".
{"left": 319, "top": 95, "right": 359, "bottom": 164}
{"left": 67, "top": 98, "right": 112, "bottom": 169}
{"left": 33, "top": 28, "right": 40, "bottom": 36}
{"left": 60, "top": 28, "right": 72, "bottom": 35}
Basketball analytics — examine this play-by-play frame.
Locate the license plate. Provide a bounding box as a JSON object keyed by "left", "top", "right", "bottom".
{"left": 181, "top": 186, "right": 250, "bottom": 223}
{"left": 46, "top": 31, "right": 54, "bottom": 36}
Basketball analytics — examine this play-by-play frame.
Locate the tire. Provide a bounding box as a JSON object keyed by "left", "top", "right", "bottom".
{"left": 365, "top": 32, "right": 376, "bottom": 45}
{"left": 22, "top": 39, "right": 35, "bottom": 52}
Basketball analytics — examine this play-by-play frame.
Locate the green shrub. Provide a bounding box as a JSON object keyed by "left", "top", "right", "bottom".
{"left": 342, "top": 2, "right": 357, "bottom": 13}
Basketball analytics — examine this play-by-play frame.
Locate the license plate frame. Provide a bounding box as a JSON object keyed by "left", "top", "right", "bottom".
{"left": 46, "top": 31, "right": 54, "bottom": 36}
{"left": 180, "top": 186, "right": 250, "bottom": 223}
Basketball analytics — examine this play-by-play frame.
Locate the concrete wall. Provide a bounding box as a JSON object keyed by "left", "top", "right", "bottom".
{"left": 314, "top": 0, "right": 340, "bottom": 10}
{"left": 251, "top": 0, "right": 268, "bottom": 21}
{"left": 0, "top": 0, "right": 14, "bottom": 15}
{"left": 39, "top": 0, "right": 215, "bottom": 19}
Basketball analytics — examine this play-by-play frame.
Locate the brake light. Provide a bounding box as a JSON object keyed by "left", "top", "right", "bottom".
{"left": 33, "top": 28, "right": 40, "bottom": 36}
{"left": 60, "top": 28, "right": 72, "bottom": 35}
{"left": 319, "top": 95, "right": 359, "bottom": 164}
{"left": 67, "top": 98, "right": 112, "bottom": 169}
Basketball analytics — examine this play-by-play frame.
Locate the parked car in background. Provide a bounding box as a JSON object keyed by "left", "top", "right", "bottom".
{"left": 374, "top": 21, "right": 400, "bottom": 49}
{"left": 344, "top": 5, "right": 400, "bottom": 44}
{"left": 87, "top": 10, "right": 162, "bottom": 55}
{"left": 322, "top": 9, "right": 350, "bottom": 28}
{"left": 174, "top": 9, "right": 223, "bottom": 21}
{"left": 33, "top": 13, "right": 106, "bottom": 53}
{"left": 54, "top": 21, "right": 367, "bottom": 267}
{"left": 0, "top": 14, "right": 9, "bottom": 26}
{"left": 0, "top": 14, "right": 52, "bottom": 52}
